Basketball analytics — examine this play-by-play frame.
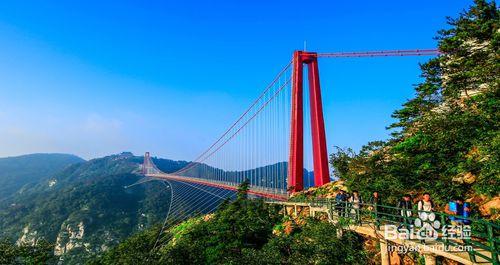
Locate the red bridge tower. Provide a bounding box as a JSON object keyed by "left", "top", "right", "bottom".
{"left": 288, "top": 51, "right": 330, "bottom": 192}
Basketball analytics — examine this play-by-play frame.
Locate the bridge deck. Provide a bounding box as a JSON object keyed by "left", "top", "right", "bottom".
{"left": 146, "top": 173, "right": 288, "bottom": 201}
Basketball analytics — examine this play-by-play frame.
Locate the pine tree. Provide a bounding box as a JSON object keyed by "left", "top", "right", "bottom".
{"left": 331, "top": 0, "right": 499, "bottom": 204}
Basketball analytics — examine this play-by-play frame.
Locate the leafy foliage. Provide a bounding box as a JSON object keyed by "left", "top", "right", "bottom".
{"left": 86, "top": 225, "right": 161, "bottom": 265}
{"left": 330, "top": 0, "right": 499, "bottom": 205}
{"left": 158, "top": 184, "right": 282, "bottom": 264}
{"left": 244, "top": 219, "right": 367, "bottom": 265}
{"left": 0, "top": 239, "right": 56, "bottom": 265}
{"left": 91, "top": 183, "right": 367, "bottom": 264}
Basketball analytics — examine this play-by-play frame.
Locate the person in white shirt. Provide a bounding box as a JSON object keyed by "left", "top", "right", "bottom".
{"left": 417, "top": 193, "right": 435, "bottom": 212}
{"left": 417, "top": 192, "right": 435, "bottom": 223}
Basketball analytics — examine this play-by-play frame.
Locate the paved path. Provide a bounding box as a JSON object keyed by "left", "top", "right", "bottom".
{"left": 269, "top": 201, "right": 496, "bottom": 265}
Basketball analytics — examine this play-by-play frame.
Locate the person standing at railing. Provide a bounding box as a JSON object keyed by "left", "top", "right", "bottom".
{"left": 417, "top": 192, "right": 435, "bottom": 219}
{"left": 397, "top": 194, "right": 413, "bottom": 227}
{"left": 335, "top": 190, "right": 348, "bottom": 217}
{"left": 344, "top": 191, "right": 352, "bottom": 217}
{"left": 368, "top": 191, "right": 382, "bottom": 213}
{"left": 348, "top": 191, "right": 363, "bottom": 222}
{"left": 367, "top": 191, "right": 383, "bottom": 225}
{"left": 444, "top": 197, "right": 470, "bottom": 225}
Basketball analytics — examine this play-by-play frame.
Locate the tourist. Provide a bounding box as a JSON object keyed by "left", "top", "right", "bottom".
{"left": 417, "top": 193, "right": 434, "bottom": 211}
{"left": 369, "top": 191, "right": 383, "bottom": 214}
{"left": 397, "top": 194, "right": 413, "bottom": 226}
{"left": 348, "top": 191, "right": 363, "bottom": 222}
{"left": 335, "top": 190, "right": 348, "bottom": 217}
{"left": 417, "top": 192, "right": 435, "bottom": 220}
{"left": 444, "top": 197, "right": 468, "bottom": 225}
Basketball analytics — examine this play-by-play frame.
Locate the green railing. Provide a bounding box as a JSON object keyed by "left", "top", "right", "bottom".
{"left": 291, "top": 198, "right": 499, "bottom": 264}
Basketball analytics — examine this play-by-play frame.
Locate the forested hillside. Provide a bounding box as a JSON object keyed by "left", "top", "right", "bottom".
{"left": 0, "top": 153, "right": 188, "bottom": 263}
{"left": 0, "top": 153, "right": 84, "bottom": 200}
{"left": 89, "top": 183, "right": 368, "bottom": 265}
{"left": 330, "top": 0, "right": 499, "bottom": 207}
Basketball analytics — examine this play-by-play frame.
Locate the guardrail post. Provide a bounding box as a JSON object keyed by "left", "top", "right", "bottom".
{"left": 487, "top": 223, "right": 499, "bottom": 265}
{"left": 327, "top": 200, "right": 334, "bottom": 222}
{"left": 440, "top": 215, "right": 449, "bottom": 247}
{"left": 356, "top": 207, "right": 361, "bottom": 225}
{"left": 374, "top": 205, "right": 380, "bottom": 229}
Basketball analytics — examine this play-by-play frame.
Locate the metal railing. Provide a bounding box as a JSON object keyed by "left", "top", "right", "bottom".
{"left": 288, "top": 198, "right": 499, "bottom": 264}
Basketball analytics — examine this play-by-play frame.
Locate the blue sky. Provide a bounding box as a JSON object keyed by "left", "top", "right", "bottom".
{"left": 0, "top": 0, "right": 472, "bottom": 160}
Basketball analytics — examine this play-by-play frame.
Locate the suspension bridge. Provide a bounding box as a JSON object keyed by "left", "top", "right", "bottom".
{"left": 139, "top": 48, "right": 440, "bottom": 195}
{"left": 129, "top": 49, "right": 499, "bottom": 264}
{"left": 134, "top": 49, "right": 441, "bottom": 221}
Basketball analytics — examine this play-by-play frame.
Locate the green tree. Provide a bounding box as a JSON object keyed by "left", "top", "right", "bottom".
{"left": 242, "top": 219, "right": 367, "bottom": 265}
{"left": 160, "top": 182, "right": 281, "bottom": 264}
{"left": 92, "top": 181, "right": 368, "bottom": 264}
{"left": 0, "top": 239, "right": 56, "bottom": 265}
{"left": 237, "top": 178, "right": 250, "bottom": 200}
{"left": 330, "top": 0, "right": 499, "bottom": 205}
{"left": 87, "top": 225, "right": 161, "bottom": 265}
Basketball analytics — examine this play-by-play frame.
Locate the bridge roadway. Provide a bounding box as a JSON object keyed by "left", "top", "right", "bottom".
{"left": 145, "top": 173, "right": 288, "bottom": 201}
{"left": 268, "top": 201, "right": 497, "bottom": 265}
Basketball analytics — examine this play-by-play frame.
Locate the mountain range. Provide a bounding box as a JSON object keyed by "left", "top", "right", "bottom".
{"left": 0, "top": 152, "right": 311, "bottom": 263}
{"left": 0, "top": 152, "right": 187, "bottom": 263}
